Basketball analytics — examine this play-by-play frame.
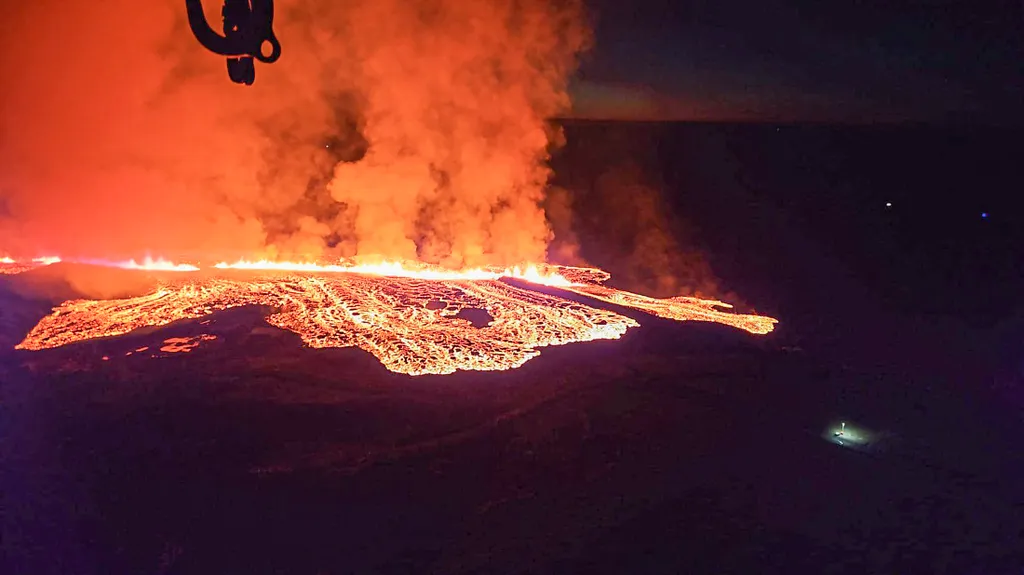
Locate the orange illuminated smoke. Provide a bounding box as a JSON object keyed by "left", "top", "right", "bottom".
{"left": 15, "top": 260, "right": 777, "bottom": 376}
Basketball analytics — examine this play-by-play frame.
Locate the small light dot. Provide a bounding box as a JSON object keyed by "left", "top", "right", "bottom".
{"left": 885, "top": 202, "right": 892, "bottom": 208}
{"left": 981, "top": 212, "right": 989, "bottom": 219}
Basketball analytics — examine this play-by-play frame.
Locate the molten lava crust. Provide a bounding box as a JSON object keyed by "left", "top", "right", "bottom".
{"left": 8, "top": 259, "right": 776, "bottom": 376}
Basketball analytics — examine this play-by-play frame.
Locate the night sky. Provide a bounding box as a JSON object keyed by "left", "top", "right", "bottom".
{"left": 571, "top": 0, "right": 1024, "bottom": 123}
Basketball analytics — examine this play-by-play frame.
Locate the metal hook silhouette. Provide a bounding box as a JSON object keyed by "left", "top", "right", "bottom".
{"left": 185, "top": 0, "right": 281, "bottom": 85}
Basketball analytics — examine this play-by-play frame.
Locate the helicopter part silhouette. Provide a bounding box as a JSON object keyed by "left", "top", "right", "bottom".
{"left": 185, "top": 0, "right": 281, "bottom": 85}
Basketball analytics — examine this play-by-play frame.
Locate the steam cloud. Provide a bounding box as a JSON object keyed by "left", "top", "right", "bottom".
{"left": 0, "top": 0, "right": 589, "bottom": 267}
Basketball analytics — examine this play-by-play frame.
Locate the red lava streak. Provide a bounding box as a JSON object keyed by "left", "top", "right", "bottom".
{"left": 160, "top": 335, "right": 217, "bottom": 353}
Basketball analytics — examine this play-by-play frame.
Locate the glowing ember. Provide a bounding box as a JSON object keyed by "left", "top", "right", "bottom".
{"left": 160, "top": 335, "right": 217, "bottom": 353}
{"left": 0, "top": 263, "right": 34, "bottom": 275}
{"left": 13, "top": 261, "right": 777, "bottom": 375}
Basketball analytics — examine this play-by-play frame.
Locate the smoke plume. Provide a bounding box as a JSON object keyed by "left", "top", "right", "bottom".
{"left": 548, "top": 162, "right": 720, "bottom": 298}
{"left": 546, "top": 124, "right": 722, "bottom": 299}
{"left": 0, "top": 0, "right": 590, "bottom": 267}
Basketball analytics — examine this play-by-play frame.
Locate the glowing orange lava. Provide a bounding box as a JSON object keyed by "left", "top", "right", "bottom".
{"left": 17, "top": 273, "right": 637, "bottom": 375}
{"left": 0, "top": 263, "right": 34, "bottom": 275}
{"left": 213, "top": 259, "right": 573, "bottom": 286}
{"left": 12, "top": 258, "right": 777, "bottom": 375}
{"left": 0, "top": 256, "right": 61, "bottom": 275}
{"left": 109, "top": 257, "right": 200, "bottom": 272}
{"left": 0, "top": 255, "right": 197, "bottom": 273}
{"left": 160, "top": 335, "right": 217, "bottom": 353}
{"left": 563, "top": 284, "right": 778, "bottom": 335}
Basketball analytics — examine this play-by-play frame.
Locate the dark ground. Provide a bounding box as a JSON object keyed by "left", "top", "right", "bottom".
{"left": 2, "top": 122, "right": 1022, "bottom": 574}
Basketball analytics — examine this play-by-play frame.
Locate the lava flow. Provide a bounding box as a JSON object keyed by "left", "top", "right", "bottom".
{"left": 0, "top": 256, "right": 61, "bottom": 275}
{"left": 0, "top": 255, "right": 197, "bottom": 274}
{"left": 12, "top": 259, "right": 777, "bottom": 375}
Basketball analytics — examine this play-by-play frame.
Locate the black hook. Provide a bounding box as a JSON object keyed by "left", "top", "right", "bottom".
{"left": 185, "top": 0, "right": 281, "bottom": 85}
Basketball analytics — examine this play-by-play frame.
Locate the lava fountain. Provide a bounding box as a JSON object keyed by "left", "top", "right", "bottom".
{"left": 11, "top": 259, "right": 777, "bottom": 376}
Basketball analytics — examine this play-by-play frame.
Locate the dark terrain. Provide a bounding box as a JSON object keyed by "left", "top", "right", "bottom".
{"left": 2, "top": 122, "right": 1022, "bottom": 574}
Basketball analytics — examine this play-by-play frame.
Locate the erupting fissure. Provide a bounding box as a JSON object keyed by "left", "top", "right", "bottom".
{"left": 1, "top": 0, "right": 776, "bottom": 376}
{"left": 7, "top": 256, "right": 777, "bottom": 375}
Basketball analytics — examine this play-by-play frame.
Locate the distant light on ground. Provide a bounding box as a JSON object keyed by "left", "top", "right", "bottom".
{"left": 823, "top": 420, "right": 879, "bottom": 451}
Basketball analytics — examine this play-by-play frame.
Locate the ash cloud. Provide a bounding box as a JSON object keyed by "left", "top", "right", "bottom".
{"left": 0, "top": 0, "right": 589, "bottom": 267}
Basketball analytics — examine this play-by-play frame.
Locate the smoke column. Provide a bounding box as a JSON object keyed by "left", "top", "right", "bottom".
{"left": 0, "top": 0, "right": 590, "bottom": 267}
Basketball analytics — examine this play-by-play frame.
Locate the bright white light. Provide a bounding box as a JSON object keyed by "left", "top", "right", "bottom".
{"left": 824, "top": 420, "right": 874, "bottom": 449}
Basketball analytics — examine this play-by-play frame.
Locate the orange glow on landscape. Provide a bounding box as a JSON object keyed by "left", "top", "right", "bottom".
{"left": 11, "top": 256, "right": 778, "bottom": 376}
{"left": 0, "top": 0, "right": 591, "bottom": 272}
{"left": 0, "top": 1, "right": 776, "bottom": 377}
{"left": 0, "top": 264, "right": 32, "bottom": 275}
{"left": 0, "top": 255, "right": 197, "bottom": 273}
{"left": 0, "top": 257, "right": 20, "bottom": 275}
{"left": 1, "top": 255, "right": 61, "bottom": 274}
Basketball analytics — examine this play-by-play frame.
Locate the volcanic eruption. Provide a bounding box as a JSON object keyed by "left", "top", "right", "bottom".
{"left": 0, "top": 0, "right": 777, "bottom": 375}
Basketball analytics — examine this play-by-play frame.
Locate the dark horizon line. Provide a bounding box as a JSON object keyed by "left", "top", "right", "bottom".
{"left": 551, "top": 116, "right": 1024, "bottom": 129}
